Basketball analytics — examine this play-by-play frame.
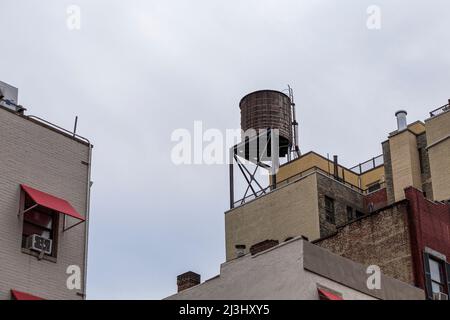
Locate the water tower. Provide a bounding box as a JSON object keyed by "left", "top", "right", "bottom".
{"left": 229, "top": 87, "right": 301, "bottom": 209}
{"left": 239, "top": 90, "right": 293, "bottom": 158}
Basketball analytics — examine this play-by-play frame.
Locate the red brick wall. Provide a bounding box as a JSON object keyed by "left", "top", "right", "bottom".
{"left": 364, "top": 188, "right": 388, "bottom": 211}
{"left": 404, "top": 187, "right": 450, "bottom": 289}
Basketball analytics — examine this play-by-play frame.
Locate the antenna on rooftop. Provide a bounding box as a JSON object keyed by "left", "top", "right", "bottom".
{"left": 288, "top": 85, "right": 301, "bottom": 159}
{"left": 73, "top": 116, "right": 78, "bottom": 137}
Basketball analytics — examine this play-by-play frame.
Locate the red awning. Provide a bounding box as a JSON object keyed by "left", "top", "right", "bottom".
{"left": 21, "top": 184, "right": 85, "bottom": 221}
{"left": 11, "top": 289, "right": 44, "bottom": 300}
{"left": 318, "top": 288, "right": 343, "bottom": 300}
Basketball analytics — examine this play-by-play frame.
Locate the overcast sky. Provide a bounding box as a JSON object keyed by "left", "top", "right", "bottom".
{"left": 1, "top": 0, "right": 449, "bottom": 299}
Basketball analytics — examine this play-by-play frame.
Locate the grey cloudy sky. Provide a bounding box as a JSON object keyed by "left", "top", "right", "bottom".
{"left": 1, "top": 0, "right": 449, "bottom": 299}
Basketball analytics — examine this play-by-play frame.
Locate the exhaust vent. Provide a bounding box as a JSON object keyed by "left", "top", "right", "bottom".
{"left": 395, "top": 110, "right": 408, "bottom": 131}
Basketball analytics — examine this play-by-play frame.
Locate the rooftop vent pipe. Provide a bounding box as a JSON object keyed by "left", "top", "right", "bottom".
{"left": 395, "top": 110, "right": 408, "bottom": 131}
{"left": 333, "top": 155, "right": 339, "bottom": 180}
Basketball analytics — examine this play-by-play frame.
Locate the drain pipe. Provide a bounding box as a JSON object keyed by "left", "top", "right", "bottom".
{"left": 82, "top": 142, "right": 92, "bottom": 299}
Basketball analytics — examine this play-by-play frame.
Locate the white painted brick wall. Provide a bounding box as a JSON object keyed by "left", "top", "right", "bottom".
{"left": 0, "top": 107, "right": 90, "bottom": 300}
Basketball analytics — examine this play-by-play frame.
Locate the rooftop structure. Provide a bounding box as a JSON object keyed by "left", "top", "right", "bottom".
{"left": 173, "top": 89, "right": 450, "bottom": 300}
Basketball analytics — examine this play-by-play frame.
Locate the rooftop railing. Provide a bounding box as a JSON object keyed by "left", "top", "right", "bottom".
{"left": 231, "top": 166, "right": 384, "bottom": 208}
{"left": 429, "top": 101, "right": 450, "bottom": 118}
{"left": 349, "top": 155, "right": 384, "bottom": 175}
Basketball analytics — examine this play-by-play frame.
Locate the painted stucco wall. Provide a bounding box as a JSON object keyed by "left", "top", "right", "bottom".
{"left": 166, "top": 240, "right": 375, "bottom": 300}
{"left": 166, "top": 239, "right": 423, "bottom": 300}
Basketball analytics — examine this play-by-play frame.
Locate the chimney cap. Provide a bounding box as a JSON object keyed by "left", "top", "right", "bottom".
{"left": 395, "top": 110, "right": 408, "bottom": 117}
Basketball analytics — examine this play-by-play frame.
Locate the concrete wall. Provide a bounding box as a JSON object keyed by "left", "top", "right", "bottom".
{"left": 316, "top": 202, "right": 415, "bottom": 285}
{"left": 225, "top": 173, "right": 320, "bottom": 261}
{"left": 166, "top": 239, "right": 423, "bottom": 300}
{"left": 0, "top": 107, "right": 90, "bottom": 300}
{"left": 425, "top": 110, "right": 450, "bottom": 201}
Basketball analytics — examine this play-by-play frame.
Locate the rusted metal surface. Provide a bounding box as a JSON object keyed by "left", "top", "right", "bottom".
{"left": 239, "top": 90, "right": 292, "bottom": 154}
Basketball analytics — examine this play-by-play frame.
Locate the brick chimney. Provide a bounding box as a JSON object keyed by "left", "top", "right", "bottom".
{"left": 250, "top": 239, "right": 279, "bottom": 255}
{"left": 177, "top": 271, "right": 201, "bottom": 292}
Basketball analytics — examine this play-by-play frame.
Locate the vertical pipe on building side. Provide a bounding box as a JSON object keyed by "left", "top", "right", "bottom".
{"left": 83, "top": 142, "right": 93, "bottom": 299}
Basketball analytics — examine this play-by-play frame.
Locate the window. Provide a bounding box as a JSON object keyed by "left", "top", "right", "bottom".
{"left": 346, "top": 206, "right": 354, "bottom": 221}
{"left": 429, "top": 258, "right": 447, "bottom": 294}
{"left": 21, "top": 194, "right": 58, "bottom": 257}
{"left": 367, "top": 182, "right": 381, "bottom": 193}
{"left": 325, "top": 196, "right": 335, "bottom": 224}
{"left": 424, "top": 252, "right": 449, "bottom": 299}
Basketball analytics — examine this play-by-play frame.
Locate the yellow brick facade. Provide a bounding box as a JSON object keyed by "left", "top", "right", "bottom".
{"left": 425, "top": 110, "right": 450, "bottom": 201}
{"left": 225, "top": 173, "right": 320, "bottom": 261}
{"left": 389, "top": 130, "right": 422, "bottom": 201}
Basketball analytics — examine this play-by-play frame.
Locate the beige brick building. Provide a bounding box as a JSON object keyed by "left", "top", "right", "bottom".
{"left": 0, "top": 82, "right": 92, "bottom": 300}
{"left": 172, "top": 91, "right": 450, "bottom": 300}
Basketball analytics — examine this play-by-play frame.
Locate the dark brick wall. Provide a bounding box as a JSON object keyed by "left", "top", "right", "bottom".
{"left": 382, "top": 140, "right": 395, "bottom": 204}
{"left": 315, "top": 202, "right": 415, "bottom": 285}
{"left": 315, "top": 188, "right": 450, "bottom": 292}
{"left": 316, "top": 174, "right": 365, "bottom": 237}
{"left": 404, "top": 187, "right": 450, "bottom": 291}
{"left": 177, "top": 271, "right": 201, "bottom": 292}
{"left": 416, "top": 133, "right": 433, "bottom": 200}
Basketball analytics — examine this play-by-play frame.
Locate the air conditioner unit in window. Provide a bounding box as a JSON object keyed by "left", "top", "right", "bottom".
{"left": 26, "top": 234, "right": 52, "bottom": 255}
{"left": 432, "top": 292, "right": 448, "bottom": 300}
